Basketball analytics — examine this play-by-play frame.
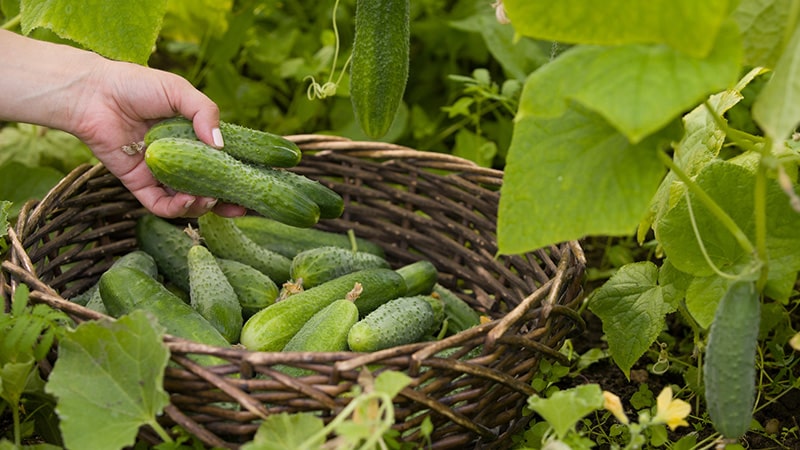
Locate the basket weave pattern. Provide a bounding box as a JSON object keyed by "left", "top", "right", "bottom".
{"left": 2, "top": 135, "right": 586, "bottom": 449}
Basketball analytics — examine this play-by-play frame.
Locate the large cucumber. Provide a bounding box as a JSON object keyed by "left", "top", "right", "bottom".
{"left": 347, "top": 295, "right": 437, "bottom": 352}
{"left": 239, "top": 267, "right": 406, "bottom": 352}
{"left": 187, "top": 244, "right": 243, "bottom": 343}
{"left": 145, "top": 137, "right": 321, "bottom": 228}
{"left": 255, "top": 166, "right": 344, "bottom": 220}
{"left": 703, "top": 280, "right": 761, "bottom": 440}
{"left": 135, "top": 214, "right": 194, "bottom": 293}
{"left": 83, "top": 250, "right": 158, "bottom": 314}
{"left": 350, "top": 0, "right": 410, "bottom": 139}
{"left": 233, "top": 215, "right": 385, "bottom": 258}
{"left": 144, "top": 117, "right": 302, "bottom": 168}
{"left": 290, "top": 245, "right": 390, "bottom": 288}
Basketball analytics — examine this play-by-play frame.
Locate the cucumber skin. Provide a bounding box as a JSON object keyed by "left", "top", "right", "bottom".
{"left": 350, "top": 0, "right": 410, "bottom": 139}
{"left": 84, "top": 250, "right": 159, "bottom": 314}
{"left": 198, "top": 212, "right": 292, "bottom": 284}
{"left": 703, "top": 280, "right": 760, "bottom": 439}
{"left": 347, "top": 295, "right": 435, "bottom": 352}
{"left": 216, "top": 258, "right": 279, "bottom": 318}
{"left": 136, "top": 214, "right": 194, "bottom": 293}
{"left": 99, "top": 266, "right": 230, "bottom": 349}
{"left": 283, "top": 299, "right": 359, "bottom": 353}
{"left": 233, "top": 215, "right": 385, "bottom": 258}
{"left": 257, "top": 167, "right": 344, "bottom": 220}
{"left": 290, "top": 246, "right": 390, "bottom": 288}
{"left": 188, "top": 245, "right": 243, "bottom": 343}
{"left": 395, "top": 260, "right": 438, "bottom": 297}
{"left": 144, "top": 117, "right": 302, "bottom": 168}
{"left": 239, "top": 268, "right": 407, "bottom": 352}
{"left": 433, "top": 283, "right": 481, "bottom": 334}
{"left": 145, "top": 138, "right": 320, "bottom": 228}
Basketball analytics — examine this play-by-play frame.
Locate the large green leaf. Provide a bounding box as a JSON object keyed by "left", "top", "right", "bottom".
{"left": 161, "top": 0, "right": 232, "bottom": 44}
{"left": 516, "top": 21, "right": 742, "bottom": 143}
{"left": 0, "top": 162, "right": 63, "bottom": 219}
{"left": 752, "top": 22, "right": 800, "bottom": 141}
{"left": 732, "top": 0, "right": 798, "bottom": 68}
{"left": 502, "top": 0, "right": 731, "bottom": 58}
{"left": 496, "top": 104, "right": 677, "bottom": 255}
{"left": 526, "top": 384, "right": 604, "bottom": 440}
{"left": 241, "top": 413, "right": 325, "bottom": 450}
{"left": 20, "top": 0, "right": 167, "bottom": 64}
{"left": 587, "top": 262, "right": 677, "bottom": 378}
{"left": 45, "top": 310, "right": 170, "bottom": 450}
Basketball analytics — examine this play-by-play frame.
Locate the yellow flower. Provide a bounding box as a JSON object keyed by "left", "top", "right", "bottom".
{"left": 652, "top": 386, "right": 691, "bottom": 430}
{"left": 602, "top": 391, "right": 629, "bottom": 424}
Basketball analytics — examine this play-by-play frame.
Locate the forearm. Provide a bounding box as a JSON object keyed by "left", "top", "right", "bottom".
{"left": 0, "top": 29, "right": 104, "bottom": 133}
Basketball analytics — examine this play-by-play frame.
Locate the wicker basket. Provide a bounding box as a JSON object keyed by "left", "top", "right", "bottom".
{"left": 1, "top": 135, "right": 586, "bottom": 449}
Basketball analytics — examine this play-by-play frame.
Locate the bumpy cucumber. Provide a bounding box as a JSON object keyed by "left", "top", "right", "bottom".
{"left": 99, "top": 266, "right": 230, "bottom": 349}
{"left": 83, "top": 250, "right": 159, "bottom": 314}
{"left": 290, "top": 245, "right": 390, "bottom": 288}
{"left": 144, "top": 117, "right": 302, "bottom": 168}
{"left": 136, "top": 214, "right": 194, "bottom": 292}
{"left": 257, "top": 167, "right": 344, "bottom": 220}
{"left": 215, "top": 258, "right": 279, "bottom": 318}
{"left": 284, "top": 299, "right": 359, "bottom": 353}
{"left": 347, "top": 295, "right": 436, "bottom": 352}
{"left": 145, "top": 138, "right": 321, "bottom": 227}
{"left": 703, "top": 280, "right": 760, "bottom": 440}
{"left": 233, "top": 215, "right": 385, "bottom": 258}
{"left": 187, "top": 244, "right": 242, "bottom": 343}
{"left": 198, "top": 212, "right": 292, "bottom": 283}
{"left": 432, "top": 283, "right": 481, "bottom": 335}
{"left": 239, "top": 267, "right": 406, "bottom": 351}
{"left": 350, "top": 0, "right": 410, "bottom": 139}
{"left": 395, "top": 259, "right": 438, "bottom": 296}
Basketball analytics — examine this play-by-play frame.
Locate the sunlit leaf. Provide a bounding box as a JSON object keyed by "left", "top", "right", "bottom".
{"left": 752, "top": 23, "right": 800, "bottom": 141}
{"left": 732, "top": 0, "right": 797, "bottom": 68}
{"left": 161, "top": 0, "right": 232, "bottom": 43}
{"left": 527, "top": 384, "right": 604, "bottom": 440}
{"left": 241, "top": 412, "right": 324, "bottom": 450}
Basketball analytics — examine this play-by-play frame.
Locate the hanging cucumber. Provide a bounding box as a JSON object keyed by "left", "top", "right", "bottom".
{"left": 350, "top": 0, "right": 410, "bottom": 139}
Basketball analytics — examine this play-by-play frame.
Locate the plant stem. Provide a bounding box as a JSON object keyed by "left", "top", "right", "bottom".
{"left": 12, "top": 402, "right": 21, "bottom": 447}
{"left": 149, "top": 420, "right": 175, "bottom": 444}
{"left": 656, "top": 150, "right": 756, "bottom": 258}
{"left": 754, "top": 155, "right": 769, "bottom": 290}
{"left": 2, "top": 14, "right": 21, "bottom": 30}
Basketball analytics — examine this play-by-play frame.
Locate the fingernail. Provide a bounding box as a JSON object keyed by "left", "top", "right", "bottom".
{"left": 184, "top": 199, "right": 196, "bottom": 209}
{"left": 212, "top": 127, "right": 224, "bottom": 147}
{"left": 205, "top": 199, "right": 218, "bottom": 209}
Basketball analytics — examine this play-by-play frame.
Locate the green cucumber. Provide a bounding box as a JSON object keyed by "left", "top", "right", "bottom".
{"left": 350, "top": 0, "right": 410, "bottom": 139}
{"left": 703, "top": 280, "right": 760, "bottom": 440}
{"left": 432, "top": 283, "right": 481, "bottom": 335}
{"left": 347, "top": 295, "right": 436, "bottom": 352}
{"left": 136, "top": 214, "right": 193, "bottom": 292}
{"left": 233, "top": 215, "right": 385, "bottom": 258}
{"left": 239, "top": 267, "right": 406, "bottom": 352}
{"left": 99, "top": 266, "right": 230, "bottom": 349}
{"left": 216, "top": 258, "right": 279, "bottom": 318}
{"left": 198, "top": 212, "right": 292, "bottom": 283}
{"left": 144, "top": 117, "right": 302, "bottom": 168}
{"left": 290, "top": 245, "right": 390, "bottom": 288}
{"left": 258, "top": 167, "right": 344, "bottom": 220}
{"left": 395, "top": 259, "right": 438, "bottom": 297}
{"left": 84, "top": 250, "right": 159, "bottom": 314}
{"left": 187, "top": 244, "right": 242, "bottom": 343}
{"left": 145, "top": 138, "right": 321, "bottom": 228}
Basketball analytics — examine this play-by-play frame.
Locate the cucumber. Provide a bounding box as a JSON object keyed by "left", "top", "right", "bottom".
{"left": 350, "top": 0, "right": 410, "bottom": 139}
{"left": 395, "top": 259, "right": 438, "bottom": 297}
{"left": 99, "top": 266, "right": 230, "bottom": 350}
{"left": 239, "top": 267, "right": 406, "bottom": 352}
{"left": 703, "top": 280, "right": 760, "bottom": 440}
{"left": 347, "top": 295, "right": 436, "bottom": 352}
{"left": 198, "top": 212, "right": 292, "bottom": 284}
{"left": 144, "top": 117, "right": 302, "bottom": 168}
{"left": 83, "top": 250, "right": 159, "bottom": 315}
{"left": 187, "top": 244, "right": 243, "bottom": 343}
{"left": 136, "top": 214, "right": 193, "bottom": 292}
{"left": 216, "top": 258, "right": 279, "bottom": 318}
{"left": 432, "top": 283, "right": 481, "bottom": 335}
{"left": 257, "top": 167, "right": 344, "bottom": 220}
{"left": 233, "top": 215, "right": 385, "bottom": 258}
{"left": 145, "top": 138, "right": 321, "bottom": 228}
{"left": 290, "top": 245, "right": 390, "bottom": 288}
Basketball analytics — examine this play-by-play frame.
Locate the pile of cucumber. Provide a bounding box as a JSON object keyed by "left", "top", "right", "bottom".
{"left": 69, "top": 213, "right": 483, "bottom": 363}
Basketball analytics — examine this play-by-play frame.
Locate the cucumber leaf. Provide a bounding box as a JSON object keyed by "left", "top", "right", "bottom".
{"left": 240, "top": 413, "right": 325, "bottom": 450}
{"left": 502, "top": 0, "right": 730, "bottom": 58}
{"left": 45, "top": 310, "right": 170, "bottom": 450}
{"left": 20, "top": 0, "right": 167, "bottom": 64}
{"left": 526, "top": 383, "right": 604, "bottom": 440}
{"left": 753, "top": 23, "right": 800, "bottom": 142}
{"left": 732, "top": 0, "right": 798, "bottom": 68}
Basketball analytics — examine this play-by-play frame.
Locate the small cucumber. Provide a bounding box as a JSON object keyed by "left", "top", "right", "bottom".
{"left": 284, "top": 299, "right": 359, "bottom": 353}
{"left": 350, "top": 0, "right": 410, "bottom": 139}
{"left": 395, "top": 259, "right": 438, "bottom": 297}
{"left": 347, "top": 295, "right": 436, "bottom": 352}
{"left": 144, "top": 117, "right": 302, "bottom": 168}
{"left": 432, "top": 283, "right": 481, "bottom": 335}
{"left": 257, "top": 167, "right": 344, "bottom": 220}
{"left": 703, "top": 280, "right": 760, "bottom": 440}
{"left": 290, "top": 245, "right": 390, "bottom": 288}
{"left": 84, "top": 250, "right": 159, "bottom": 314}
{"left": 145, "top": 138, "right": 321, "bottom": 228}
{"left": 216, "top": 258, "right": 279, "bottom": 318}
{"left": 233, "top": 215, "right": 385, "bottom": 258}
{"left": 198, "top": 212, "right": 292, "bottom": 283}
{"left": 99, "top": 266, "right": 230, "bottom": 349}
{"left": 136, "top": 214, "right": 193, "bottom": 292}
{"left": 187, "top": 244, "right": 243, "bottom": 343}
{"left": 239, "top": 267, "right": 406, "bottom": 352}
